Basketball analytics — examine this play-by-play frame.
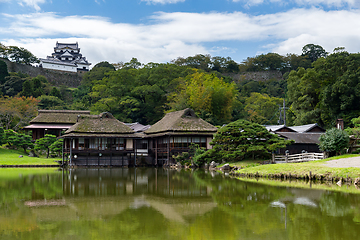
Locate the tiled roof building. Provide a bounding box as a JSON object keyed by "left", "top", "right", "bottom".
{"left": 39, "top": 42, "right": 91, "bottom": 73}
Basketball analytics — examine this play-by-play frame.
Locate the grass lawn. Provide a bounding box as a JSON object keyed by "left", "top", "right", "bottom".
{"left": 0, "top": 147, "right": 61, "bottom": 166}
{"left": 229, "top": 154, "right": 360, "bottom": 179}
{"left": 0, "top": 168, "right": 61, "bottom": 180}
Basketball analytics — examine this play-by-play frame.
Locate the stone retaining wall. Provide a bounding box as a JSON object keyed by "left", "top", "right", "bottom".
{"left": 2, "top": 58, "right": 83, "bottom": 88}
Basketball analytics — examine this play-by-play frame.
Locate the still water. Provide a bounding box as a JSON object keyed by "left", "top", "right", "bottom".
{"left": 1, "top": 168, "right": 360, "bottom": 240}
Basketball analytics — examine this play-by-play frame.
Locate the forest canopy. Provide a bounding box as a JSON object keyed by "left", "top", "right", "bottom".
{"left": 1, "top": 43, "right": 360, "bottom": 130}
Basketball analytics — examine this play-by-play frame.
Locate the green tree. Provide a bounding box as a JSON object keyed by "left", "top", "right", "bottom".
{"left": 239, "top": 53, "right": 285, "bottom": 72}
{"left": 93, "top": 61, "right": 115, "bottom": 70}
{"left": 301, "top": 44, "right": 327, "bottom": 62}
{"left": 7, "top": 46, "right": 39, "bottom": 65}
{"left": 172, "top": 54, "right": 212, "bottom": 72}
{"left": 3, "top": 129, "right": 17, "bottom": 146}
{"left": 0, "top": 96, "right": 39, "bottom": 130}
{"left": 49, "top": 138, "right": 64, "bottom": 157}
{"left": 11, "top": 132, "right": 33, "bottom": 153}
{"left": 0, "top": 59, "right": 9, "bottom": 85}
{"left": 198, "top": 119, "right": 293, "bottom": 163}
{"left": 0, "top": 43, "right": 8, "bottom": 58}
{"left": 2, "top": 129, "right": 33, "bottom": 153}
{"left": 20, "top": 79, "right": 33, "bottom": 97}
{"left": 0, "top": 127, "right": 4, "bottom": 145}
{"left": 35, "top": 134, "right": 57, "bottom": 158}
{"left": 1, "top": 74, "right": 27, "bottom": 97}
{"left": 31, "top": 75, "right": 46, "bottom": 97}
{"left": 287, "top": 67, "right": 322, "bottom": 125}
{"left": 49, "top": 87, "right": 62, "bottom": 99}
{"left": 244, "top": 92, "right": 283, "bottom": 124}
{"left": 168, "top": 71, "right": 236, "bottom": 124}
{"left": 37, "top": 95, "right": 65, "bottom": 110}
{"left": 319, "top": 128, "right": 349, "bottom": 156}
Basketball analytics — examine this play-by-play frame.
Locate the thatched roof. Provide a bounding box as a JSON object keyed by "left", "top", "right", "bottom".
{"left": 62, "top": 112, "right": 135, "bottom": 138}
{"left": 145, "top": 108, "right": 217, "bottom": 135}
{"left": 30, "top": 110, "right": 91, "bottom": 124}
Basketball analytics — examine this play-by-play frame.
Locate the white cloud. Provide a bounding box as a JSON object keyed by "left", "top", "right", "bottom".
{"left": 141, "top": 0, "right": 185, "bottom": 4}
{"left": 2, "top": 8, "right": 360, "bottom": 64}
{"left": 233, "top": 0, "right": 358, "bottom": 7}
{"left": 18, "top": 0, "right": 46, "bottom": 11}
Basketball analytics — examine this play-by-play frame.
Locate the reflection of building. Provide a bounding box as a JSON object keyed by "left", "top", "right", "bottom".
{"left": 24, "top": 168, "right": 215, "bottom": 225}
{"left": 63, "top": 168, "right": 210, "bottom": 198}
{"left": 39, "top": 42, "right": 91, "bottom": 72}
{"left": 23, "top": 110, "right": 90, "bottom": 140}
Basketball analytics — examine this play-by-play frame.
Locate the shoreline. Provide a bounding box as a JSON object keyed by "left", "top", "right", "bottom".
{"left": 0, "top": 165, "right": 60, "bottom": 168}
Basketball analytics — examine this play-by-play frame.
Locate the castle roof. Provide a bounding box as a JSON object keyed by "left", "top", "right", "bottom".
{"left": 55, "top": 42, "right": 79, "bottom": 50}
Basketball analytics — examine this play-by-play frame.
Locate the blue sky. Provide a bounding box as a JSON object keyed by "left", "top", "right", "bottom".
{"left": 1, "top": 0, "right": 360, "bottom": 66}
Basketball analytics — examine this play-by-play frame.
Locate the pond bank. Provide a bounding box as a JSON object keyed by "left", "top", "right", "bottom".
{"left": 224, "top": 155, "right": 360, "bottom": 185}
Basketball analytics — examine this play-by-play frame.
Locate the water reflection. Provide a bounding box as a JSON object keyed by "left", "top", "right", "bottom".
{"left": 64, "top": 168, "right": 210, "bottom": 198}
{"left": 1, "top": 168, "right": 360, "bottom": 240}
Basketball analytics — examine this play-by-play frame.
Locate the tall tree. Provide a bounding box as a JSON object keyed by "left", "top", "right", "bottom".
{"left": 0, "top": 59, "right": 9, "bottom": 85}
{"left": 198, "top": 119, "right": 293, "bottom": 163}
{"left": 0, "top": 96, "right": 39, "bottom": 130}
{"left": 301, "top": 44, "right": 327, "bottom": 62}
{"left": 7, "top": 46, "right": 39, "bottom": 65}
{"left": 319, "top": 128, "right": 349, "bottom": 156}
{"left": 35, "top": 134, "right": 57, "bottom": 158}
{"left": 244, "top": 92, "right": 283, "bottom": 125}
{"left": 168, "top": 71, "right": 236, "bottom": 124}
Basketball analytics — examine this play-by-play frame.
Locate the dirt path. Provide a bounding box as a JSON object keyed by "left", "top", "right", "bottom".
{"left": 323, "top": 157, "right": 360, "bottom": 168}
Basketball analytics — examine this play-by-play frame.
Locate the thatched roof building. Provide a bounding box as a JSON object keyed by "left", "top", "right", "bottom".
{"left": 145, "top": 108, "right": 217, "bottom": 136}
{"left": 144, "top": 108, "right": 217, "bottom": 164}
{"left": 62, "top": 112, "right": 135, "bottom": 138}
{"left": 29, "top": 110, "right": 91, "bottom": 124}
{"left": 24, "top": 110, "right": 91, "bottom": 140}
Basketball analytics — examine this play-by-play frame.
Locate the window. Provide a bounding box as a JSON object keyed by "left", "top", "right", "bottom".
{"left": 79, "top": 138, "right": 84, "bottom": 150}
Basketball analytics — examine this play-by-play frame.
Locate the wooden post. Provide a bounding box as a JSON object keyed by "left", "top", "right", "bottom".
{"left": 272, "top": 153, "right": 275, "bottom": 163}
{"left": 69, "top": 138, "right": 73, "bottom": 166}
{"left": 167, "top": 136, "right": 170, "bottom": 165}
{"left": 62, "top": 138, "right": 64, "bottom": 166}
{"left": 134, "top": 139, "right": 137, "bottom": 167}
{"left": 285, "top": 152, "right": 289, "bottom": 163}
{"left": 155, "top": 139, "right": 158, "bottom": 166}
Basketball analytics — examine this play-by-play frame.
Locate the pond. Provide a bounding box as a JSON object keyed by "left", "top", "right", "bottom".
{"left": 1, "top": 167, "right": 360, "bottom": 239}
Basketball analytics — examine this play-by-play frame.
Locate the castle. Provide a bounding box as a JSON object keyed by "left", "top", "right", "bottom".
{"left": 39, "top": 42, "right": 91, "bottom": 73}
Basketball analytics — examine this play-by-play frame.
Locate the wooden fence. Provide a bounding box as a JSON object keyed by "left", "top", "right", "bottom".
{"left": 273, "top": 152, "right": 325, "bottom": 163}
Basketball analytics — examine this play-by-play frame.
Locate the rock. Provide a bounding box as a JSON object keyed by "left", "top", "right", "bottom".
{"left": 19, "top": 155, "right": 23, "bottom": 158}
{"left": 354, "top": 178, "right": 360, "bottom": 185}
{"left": 176, "top": 162, "right": 182, "bottom": 168}
{"left": 210, "top": 161, "right": 217, "bottom": 168}
{"left": 28, "top": 151, "right": 38, "bottom": 157}
{"left": 222, "top": 163, "right": 230, "bottom": 171}
{"left": 204, "top": 163, "right": 209, "bottom": 169}
{"left": 336, "top": 180, "right": 342, "bottom": 187}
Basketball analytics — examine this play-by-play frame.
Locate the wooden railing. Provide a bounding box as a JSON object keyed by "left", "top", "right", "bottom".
{"left": 273, "top": 152, "right": 325, "bottom": 163}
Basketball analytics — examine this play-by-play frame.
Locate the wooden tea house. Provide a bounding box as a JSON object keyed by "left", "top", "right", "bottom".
{"left": 24, "top": 110, "right": 91, "bottom": 140}
{"left": 61, "top": 112, "right": 139, "bottom": 166}
{"left": 144, "top": 108, "right": 217, "bottom": 165}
